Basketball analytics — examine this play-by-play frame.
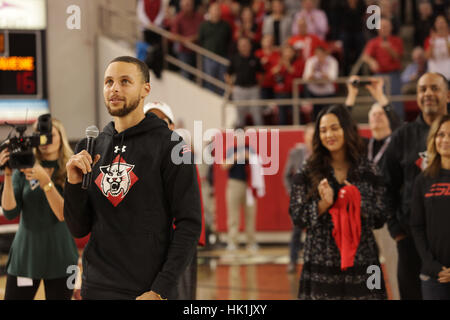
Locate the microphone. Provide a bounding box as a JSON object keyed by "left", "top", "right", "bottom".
{"left": 81, "top": 125, "right": 99, "bottom": 190}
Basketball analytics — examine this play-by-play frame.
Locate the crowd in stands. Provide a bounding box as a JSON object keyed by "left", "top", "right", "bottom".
{"left": 137, "top": 0, "right": 450, "bottom": 125}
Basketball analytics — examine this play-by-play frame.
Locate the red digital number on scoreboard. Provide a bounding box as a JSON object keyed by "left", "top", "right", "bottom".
{"left": 0, "top": 34, "right": 4, "bottom": 54}
{"left": 16, "top": 71, "right": 36, "bottom": 94}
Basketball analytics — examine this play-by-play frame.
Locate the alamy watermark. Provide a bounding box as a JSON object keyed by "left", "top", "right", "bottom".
{"left": 66, "top": 265, "right": 81, "bottom": 290}
{"left": 66, "top": 5, "right": 81, "bottom": 30}
{"left": 170, "top": 122, "right": 280, "bottom": 176}
{"left": 366, "top": 5, "right": 381, "bottom": 30}
{"left": 66, "top": 4, "right": 380, "bottom": 31}
{"left": 67, "top": 264, "right": 383, "bottom": 290}
{"left": 366, "top": 265, "right": 382, "bottom": 290}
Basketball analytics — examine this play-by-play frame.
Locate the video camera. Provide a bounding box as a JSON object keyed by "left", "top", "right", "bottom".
{"left": 0, "top": 113, "right": 53, "bottom": 169}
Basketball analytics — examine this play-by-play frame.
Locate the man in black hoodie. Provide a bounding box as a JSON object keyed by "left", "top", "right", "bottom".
{"left": 63, "top": 56, "right": 202, "bottom": 300}
{"left": 383, "top": 72, "right": 449, "bottom": 300}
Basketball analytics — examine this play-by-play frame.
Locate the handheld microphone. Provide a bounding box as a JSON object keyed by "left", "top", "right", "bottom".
{"left": 81, "top": 125, "right": 99, "bottom": 190}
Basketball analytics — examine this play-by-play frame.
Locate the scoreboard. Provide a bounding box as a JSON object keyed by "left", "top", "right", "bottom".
{"left": 0, "top": 0, "right": 47, "bottom": 123}
{"left": 0, "top": 31, "right": 44, "bottom": 98}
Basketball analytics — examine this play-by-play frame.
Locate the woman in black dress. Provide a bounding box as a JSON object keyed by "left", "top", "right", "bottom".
{"left": 289, "top": 105, "right": 388, "bottom": 300}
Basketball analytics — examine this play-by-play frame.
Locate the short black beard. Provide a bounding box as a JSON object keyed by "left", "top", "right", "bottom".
{"left": 106, "top": 97, "right": 140, "bottom": 117}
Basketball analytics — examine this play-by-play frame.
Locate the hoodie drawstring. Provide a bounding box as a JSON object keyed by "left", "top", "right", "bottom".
{"left": 117, "top": 133, "right": 125, "bottom": 172}
{"left": 106, "top": 132, "right": 125, "bottom": 174}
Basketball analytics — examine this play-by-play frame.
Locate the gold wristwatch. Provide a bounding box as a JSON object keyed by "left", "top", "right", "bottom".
{"left": 43, "top": 181, "right": 54, "bottom": 192}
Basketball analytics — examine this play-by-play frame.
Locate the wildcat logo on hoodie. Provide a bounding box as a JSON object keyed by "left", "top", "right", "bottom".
{"left": 415, "top": 151, "right": 428, "bottom": 171}
{"left": 94, "top": 155, "right": 139, "bottom": 207}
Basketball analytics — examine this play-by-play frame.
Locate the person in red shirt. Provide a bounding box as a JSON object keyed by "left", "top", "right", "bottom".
{"left": 233, "top": 6, "right": 262, "bottom": 50}
{"left": 255, "top": 34, "right": 280, "bottom": 100}
{"left": 218, "top": 0, "right": 239, "bottom": 30}
{"left": 363, "top": 18, "right": 404, "bottom": 120}
{"left": 363, "top": 18, "right": 403, "bottom": 74}
{"left": 271, "top": 44, "right": 305, "bottom": 125}
{"left": 171, "top": 0, "right": 204, "bottom": 80}
{"left": 254, "top": 34, "right": 281, "bottom": 124}
{"left": 288, "top": 17, "right": 327, "bottom": 61}
{"left": 251, "top": 0, "right": 266, "bottom": 37}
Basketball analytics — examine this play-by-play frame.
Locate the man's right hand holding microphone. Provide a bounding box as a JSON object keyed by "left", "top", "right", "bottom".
{"left": 66, "top": 150, "right": 100, "bottom": 185}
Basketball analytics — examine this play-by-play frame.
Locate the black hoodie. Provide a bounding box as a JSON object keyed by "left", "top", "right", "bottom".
{"left": 411, "top": 169, "right": 450, "bottom": 278}
{"left": 382, "top": 114, "right": 430, "bottom": 239}
{"left": 63, "top": 113, "right": 202, "bottom": 300}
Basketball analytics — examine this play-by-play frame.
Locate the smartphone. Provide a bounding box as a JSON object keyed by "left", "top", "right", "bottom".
{"left": 351, "top": 79, "right": 372, "bottom": 88}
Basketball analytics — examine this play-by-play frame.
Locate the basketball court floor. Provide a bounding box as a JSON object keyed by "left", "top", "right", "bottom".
{"left": 0, "top": 244, "right": 392, "bottom": 300}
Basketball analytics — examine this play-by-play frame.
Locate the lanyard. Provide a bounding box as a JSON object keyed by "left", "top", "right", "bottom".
{"left": 368, "top": 136, "right": 391, "bottom": 165}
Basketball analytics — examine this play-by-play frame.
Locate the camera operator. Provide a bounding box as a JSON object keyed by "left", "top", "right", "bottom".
{"left": 344, "top": 75, "right": 403, "bottom": 299}
{"left": 0, "top": 118, "right": 78, "bottom": 300}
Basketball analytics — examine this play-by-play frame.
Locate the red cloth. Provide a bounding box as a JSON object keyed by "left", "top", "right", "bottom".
{"left": 328, "top": 185, "right": 361, "bottom": 271}
{"left": 364, "top": 36, "right": 403, "bottom": 73}
{"left": 143, "top": 0, "right": 161, "bottom": 22}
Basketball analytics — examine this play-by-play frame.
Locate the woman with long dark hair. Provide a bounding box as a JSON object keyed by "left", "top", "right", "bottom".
{"left": 289, "top": 105, "right": 388, "bottom": 299}
{"left": 411, "top": 114, "right": 450, "bottom": 300}
{"left": 0, "top": 118, "right": 78, "bottom": 300}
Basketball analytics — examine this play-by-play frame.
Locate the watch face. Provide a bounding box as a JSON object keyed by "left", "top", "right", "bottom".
{"left": 43, "top": 181, "right": 53, "bottom": 192}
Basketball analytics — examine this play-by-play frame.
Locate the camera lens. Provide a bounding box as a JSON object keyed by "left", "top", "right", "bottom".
{"left": 37, "top": 114, "right": 52, "bottom": 134}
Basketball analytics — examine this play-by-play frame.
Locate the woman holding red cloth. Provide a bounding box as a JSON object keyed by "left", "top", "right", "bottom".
{"left": 289, "top": 105, "right": 388, "bottom": 299}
